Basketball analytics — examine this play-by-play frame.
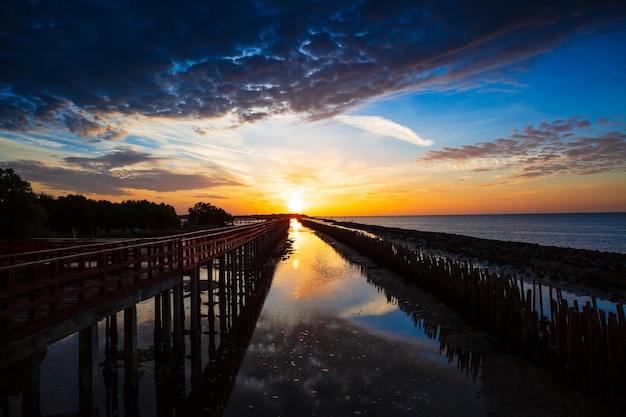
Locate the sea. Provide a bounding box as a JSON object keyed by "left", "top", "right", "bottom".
{"left": 324, "top": 212, "right": 626, "bottom": 254}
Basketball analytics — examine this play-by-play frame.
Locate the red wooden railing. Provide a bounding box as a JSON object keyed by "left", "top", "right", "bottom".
{"left": 0, "top": 219, "right": 288, "bottom": 345}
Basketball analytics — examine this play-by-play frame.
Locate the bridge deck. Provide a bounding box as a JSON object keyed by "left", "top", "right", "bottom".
{"left": 0, "top": 219, "right": 287, "bottom": 348}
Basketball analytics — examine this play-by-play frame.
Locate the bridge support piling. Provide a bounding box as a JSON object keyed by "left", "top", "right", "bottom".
{"left": 189, "top": 321, "right": 202, "bottom": 393}
{"left": 190, "top": 268, "right": 200, "bottom": 336}
{"left": 161, "top": 290, "right": 172, "bottom": 356}
{"left": 124, "top": 306, "right": 138, "bottom": 381}
{"left": 205, "top": 260, "right": 215, "bottom": 337}
{"left": 209, "top": 255, "right": 224, "bottom": 354}
{"left": 247, "top": 241, "right": 255, "bottom": 294}
{"left": 224, "top": 251, "right": 231, "bottom": 327}
{"left": 218, "top": 255, "right": 227, "bottom": 337}
{"left": 237, "top": 246, "right": 243, "bottom": 293}
{"left": 79, "top": 323, "right": 98, "bottom": 417}
{"left": 241, "top": 244, "right": 248, "bottom": 302}
{"left": 105, "top": 314, "right": 118, "bottom": 355}
{"left": 123, "top": 306, "right": 138, "bottom": 415}
{"left": 240, "top": 244, "right": 248, "bottom": 306}
{"left": 173, "top": 283, "right": 184, "bottom": 355}
{"left": 254, "top": 239, "right": 260, "bottom": 269}
{"left": 206, "top": 265, "right": 216, "bottom": 353}
{"left": 21, "top": 352, "right": 42, "bottom": 417}
{"left": 233, "top": 248, "right": 239, "bottom": 321}
{"left": 154, "top": 293, "right": 162, "bottom": 356}
{"left": 189, "top": 268, "right": 201, "bottom": 367}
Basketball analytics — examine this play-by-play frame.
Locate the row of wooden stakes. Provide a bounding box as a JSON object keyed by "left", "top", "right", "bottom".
{"left": 303, "top": 219, "right": 626, "bottom": 408}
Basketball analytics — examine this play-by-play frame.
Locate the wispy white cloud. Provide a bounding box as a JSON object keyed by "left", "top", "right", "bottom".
{"left": 339, "top": 298, "right": 397, "bottom": 318}
{"left": 336, "top": 115, "right": 433, "bottom": 146}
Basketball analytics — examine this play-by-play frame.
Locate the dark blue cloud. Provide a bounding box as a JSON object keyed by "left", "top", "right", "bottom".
{"left": 1, "top": 0, "right": 624, "bottom": 138}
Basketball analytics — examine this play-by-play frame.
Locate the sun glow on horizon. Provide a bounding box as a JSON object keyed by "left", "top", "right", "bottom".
{"left": 287, "top": 195, "right": 305, "bottom": 213}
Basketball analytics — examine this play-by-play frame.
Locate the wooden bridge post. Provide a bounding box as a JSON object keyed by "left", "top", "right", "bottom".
{"left": 105, "top": 314, "right": 118, "bottom": 355}
{"left": 154, "top": 293, "right": 162, "bottom": 356}
{"left": 79, "top": 323, "right": 99, "bottom": 417}
{"left": 219, "top": 253, "right": 229, "bottom": 334}
{"left": 241, "top": 243, "right": 251, "bottom": 302}
{"left": 172, "top": 283, "right": 184, "bottom": 355}
{"left": 210, "top": 255, "right": 225, "bottom": 354}
{"left": 161, "top": 290, "right": 172, "bottom": 356}
{"left": 239, "top": 243, "right": 246, "bottom": 306}
{"left": 238, "top": 245, "right": 245, "bottom": 290}
{"left": 233, "top": 246, "right": 239, "bottom": 320}
{"left": 205, "top": 259, "right": 216, "bottom": 340}
{"left": 103, "top": 336, "right": 119, "bottom": 417}
{"left": 250, "top": 241, "right": 257, "bottom": 293}
{"left": 21, "top": 352, "right": 43, "bottom": 417}
{"left": 124, "top": 306, "right": 138, "bottom": 380}
{"left": 189, "top": 320, "right": 202, "bottom": 392}
{"left": 229, "top": 249, "right": 238, "bottom": 327}
{"left": 123, "top": 305, "right": 138, "bottom": 415}
{"left": 190, "top": 268, "right": 200, "bottom": 335}
{"left": 255, "top": 238, "right": 261, "bottom": 269}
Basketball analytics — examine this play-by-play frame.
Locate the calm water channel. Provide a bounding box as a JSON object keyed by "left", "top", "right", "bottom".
{"left": 221, "top": 220, "right": 485, "bottom": 416}
{"left": 3, "top": 219, "right": 487, "bottom": 416}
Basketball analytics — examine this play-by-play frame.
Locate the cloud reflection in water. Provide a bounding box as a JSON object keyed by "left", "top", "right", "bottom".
{"left": 222, "top": 223, "right": 486, "bottom": 417}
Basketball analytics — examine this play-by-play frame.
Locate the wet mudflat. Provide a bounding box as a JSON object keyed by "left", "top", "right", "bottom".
{"left": 221, "top": 221, "right": 486, "bottom": 417}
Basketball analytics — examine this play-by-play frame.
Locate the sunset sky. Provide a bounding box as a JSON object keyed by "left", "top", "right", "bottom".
{"left": 1, "top": 1, "right": 625, "bottom": 216}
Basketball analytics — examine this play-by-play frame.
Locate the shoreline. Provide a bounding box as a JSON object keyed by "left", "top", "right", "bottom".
{"left": 329, "top": 220, "right": 626, "bottom": 303}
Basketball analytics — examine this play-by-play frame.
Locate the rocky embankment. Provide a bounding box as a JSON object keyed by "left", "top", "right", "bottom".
{"left": 332, "top": 221, "right": 626, "bottom": 303}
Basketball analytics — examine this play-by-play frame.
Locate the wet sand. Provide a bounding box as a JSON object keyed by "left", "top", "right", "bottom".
{"left": 316, "top": 229, "right": 619, "bottom": 417}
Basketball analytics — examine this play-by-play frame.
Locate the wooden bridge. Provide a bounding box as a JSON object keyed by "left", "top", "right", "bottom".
{"left": 0, "top": 218, "right": 289, "bottom": 415}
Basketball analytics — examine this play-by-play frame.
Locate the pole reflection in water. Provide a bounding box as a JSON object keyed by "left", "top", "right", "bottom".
{"left": 221, "top": 219, "right": 486, "bottom": 417}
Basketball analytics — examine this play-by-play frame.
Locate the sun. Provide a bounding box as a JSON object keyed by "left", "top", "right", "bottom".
{"left": 287, "top": 195, "right": 304, "bottom": 213}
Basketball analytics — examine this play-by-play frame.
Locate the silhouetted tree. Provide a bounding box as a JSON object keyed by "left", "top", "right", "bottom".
{"left": 1, "top": 169, "right": 181, "bottom": 237}
{"left": 151, "top": 202, "right": 180, "bottom": 230}
{"left": 91, "top": 199, "right": 116, "bottom": 232}
{"left": 188, "top": 202, "right": 233, "bottom": 226}
{"left": 42, "top": 197, "right": 181, "bottom": 235}
{"left": 36, "top": 192, "right": 58, "bottom": 230}
{"left": 0, "top": 168, "right": 47, "bottom": 237}
{"left": 52, "top": 194, "right": 96, "bottom": 235}
{"left": 121, "top": 200, "right": 180, "bottom": 231}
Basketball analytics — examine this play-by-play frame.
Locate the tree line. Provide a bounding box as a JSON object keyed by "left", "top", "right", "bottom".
{"left": 0, "top": 168, "right": 233, "bottom": 238}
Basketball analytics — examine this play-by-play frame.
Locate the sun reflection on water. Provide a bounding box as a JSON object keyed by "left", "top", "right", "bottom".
{"left": 289, "top": 217, "right": 303, "bottom": 231}
{"left": 288, "top": 235, "right": 357, "bottom": 300}
{"left": 223, "top": 220, "right": 487, "bottom": 417}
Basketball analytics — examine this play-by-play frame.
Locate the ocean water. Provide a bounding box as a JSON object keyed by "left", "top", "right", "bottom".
{"left": 326, "top": 212, "right": 626, "bottom": 253}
